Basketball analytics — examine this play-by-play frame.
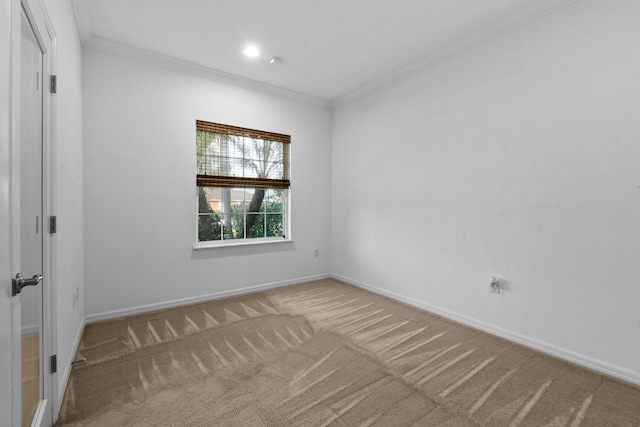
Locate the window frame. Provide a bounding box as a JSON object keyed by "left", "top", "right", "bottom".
{"left": 194, "top": 121, "right": 292, "bottom": 248}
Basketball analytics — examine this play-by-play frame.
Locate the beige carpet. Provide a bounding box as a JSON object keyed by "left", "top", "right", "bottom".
{"left": 56, "top": 279, "right": 640, "bottom": 426}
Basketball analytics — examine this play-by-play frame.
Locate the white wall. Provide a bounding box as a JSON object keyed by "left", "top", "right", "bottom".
{"left": 82, "top": 50, "right": 332, "bottom": 318}
{"left": 332, "top": 0, "right": 640, "bottom": 382}
{"left": 45, "top": 0, "right": 86, "bottom": 413}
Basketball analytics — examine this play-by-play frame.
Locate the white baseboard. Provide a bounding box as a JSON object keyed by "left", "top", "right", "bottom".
{"left": 55, "top": 316, "right": 86, "bottom": 420}
{"left": 31, "top": 398, "right": 48, "bottom": 427}
{"left": 85, "top": 273, "right": 332, "bottom": 324}
{"left": 332, "top": 273, "right": 640, "bottom": 387}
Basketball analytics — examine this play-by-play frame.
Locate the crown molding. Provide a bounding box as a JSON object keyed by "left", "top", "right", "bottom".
{"left": 70, "top": 1, "right": 329, "bottom": 109}
{"left": 82, "top": 37, "right": 332, "bottom": 109}
{"left": 71, "top": 0, "right": 580, "bottom": 110}
{"left": 331, "top": 0, "right": 581, "bottom": 108}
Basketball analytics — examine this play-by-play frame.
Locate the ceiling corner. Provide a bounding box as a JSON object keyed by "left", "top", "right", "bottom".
{"left": 70, "top": 0, "right": 94, "bottom": 46}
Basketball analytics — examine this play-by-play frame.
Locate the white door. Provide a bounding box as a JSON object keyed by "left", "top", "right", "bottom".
{"left": 18, "top": 6, "right": 48, "bottom": 426}
{"left": 1, "top": 1, "right": 54, "bottom": 424}
{"left": 10, "top": 2, "right": 55, "bottom": 426}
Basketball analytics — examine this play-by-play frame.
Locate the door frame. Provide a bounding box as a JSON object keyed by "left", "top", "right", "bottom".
{"left": 0, "top": 0, "right": 17, "bottom": 425}
{"left": 1, "top": 0, "right": 57, "bottom": 425}
{"left": 22, "top": 1, "right": 58, "bottom": 424}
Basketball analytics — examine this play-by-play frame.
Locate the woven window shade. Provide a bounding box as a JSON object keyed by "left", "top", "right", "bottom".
{"left": 196, "top": 120, "right": 290, "bottom": 189}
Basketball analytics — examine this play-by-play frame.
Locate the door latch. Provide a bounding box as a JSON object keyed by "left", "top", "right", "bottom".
{"left": 12, "top": 273, "right": 43, "bottom": 297}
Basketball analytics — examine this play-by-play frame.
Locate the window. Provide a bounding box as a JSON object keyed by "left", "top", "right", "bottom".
{"left": 196, "top": 121, "right": 290, "bottom": 245}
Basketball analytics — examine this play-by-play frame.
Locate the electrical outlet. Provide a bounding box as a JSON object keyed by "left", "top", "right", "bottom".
{"left": 314, "top": 249, "right": 319, "bottom": 257}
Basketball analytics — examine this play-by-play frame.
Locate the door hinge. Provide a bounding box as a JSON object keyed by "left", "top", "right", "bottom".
{"left": 50, "top": 355, "right": 57, "bottom": 374}
{"left": 50, "top": 75, "right": 57, "bottom": 94}
{"left": 50, "top": 216, "right": 57, "bottom": 234}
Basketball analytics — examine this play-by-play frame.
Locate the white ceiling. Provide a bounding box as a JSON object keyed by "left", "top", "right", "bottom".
{"left": 71, "top": 0, "right": 577, "bottom": 106}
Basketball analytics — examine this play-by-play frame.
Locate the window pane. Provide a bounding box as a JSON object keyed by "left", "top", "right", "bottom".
{"left": 245, "top": 213, "right": 264, "bottom": 238}
{"left": 265, "top": 214, "right": 283, "bottom": 237}
{"left": 246, "top": 188, "right": 265, "bottom": 212}
{"left": 198, "top": 185, "right": 286, "bottom": 243}
{"left": 264, "top": 189, "right": 283, "bottom": 213}
{"left": 225, "top": 213, "right": 244, "bottom": 240}
{"left": 198, "top": 213, "right": 221, "bottom": 241}
{"left": 230, "top": 188, "right": 249, "bottom": 206}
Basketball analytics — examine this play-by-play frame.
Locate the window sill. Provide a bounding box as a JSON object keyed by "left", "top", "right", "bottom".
{"left": 193, "top": 238, "right": 293, "bottom": 250}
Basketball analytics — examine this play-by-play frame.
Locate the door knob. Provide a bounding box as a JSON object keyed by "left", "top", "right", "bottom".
{"left": 12, "top": 273, "right": 43, "bottom": 297}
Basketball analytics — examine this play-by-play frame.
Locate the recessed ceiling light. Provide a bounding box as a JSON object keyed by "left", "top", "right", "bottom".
{"left": 243, "top": 45, "right": 260, "bottom": 58}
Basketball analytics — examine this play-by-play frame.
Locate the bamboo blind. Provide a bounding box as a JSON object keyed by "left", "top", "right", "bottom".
{"left": 196, "top": 120, "right": 290, "bottom": 189}
{"left": 197, "top": 121, "right": 290, "bottom": 144}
